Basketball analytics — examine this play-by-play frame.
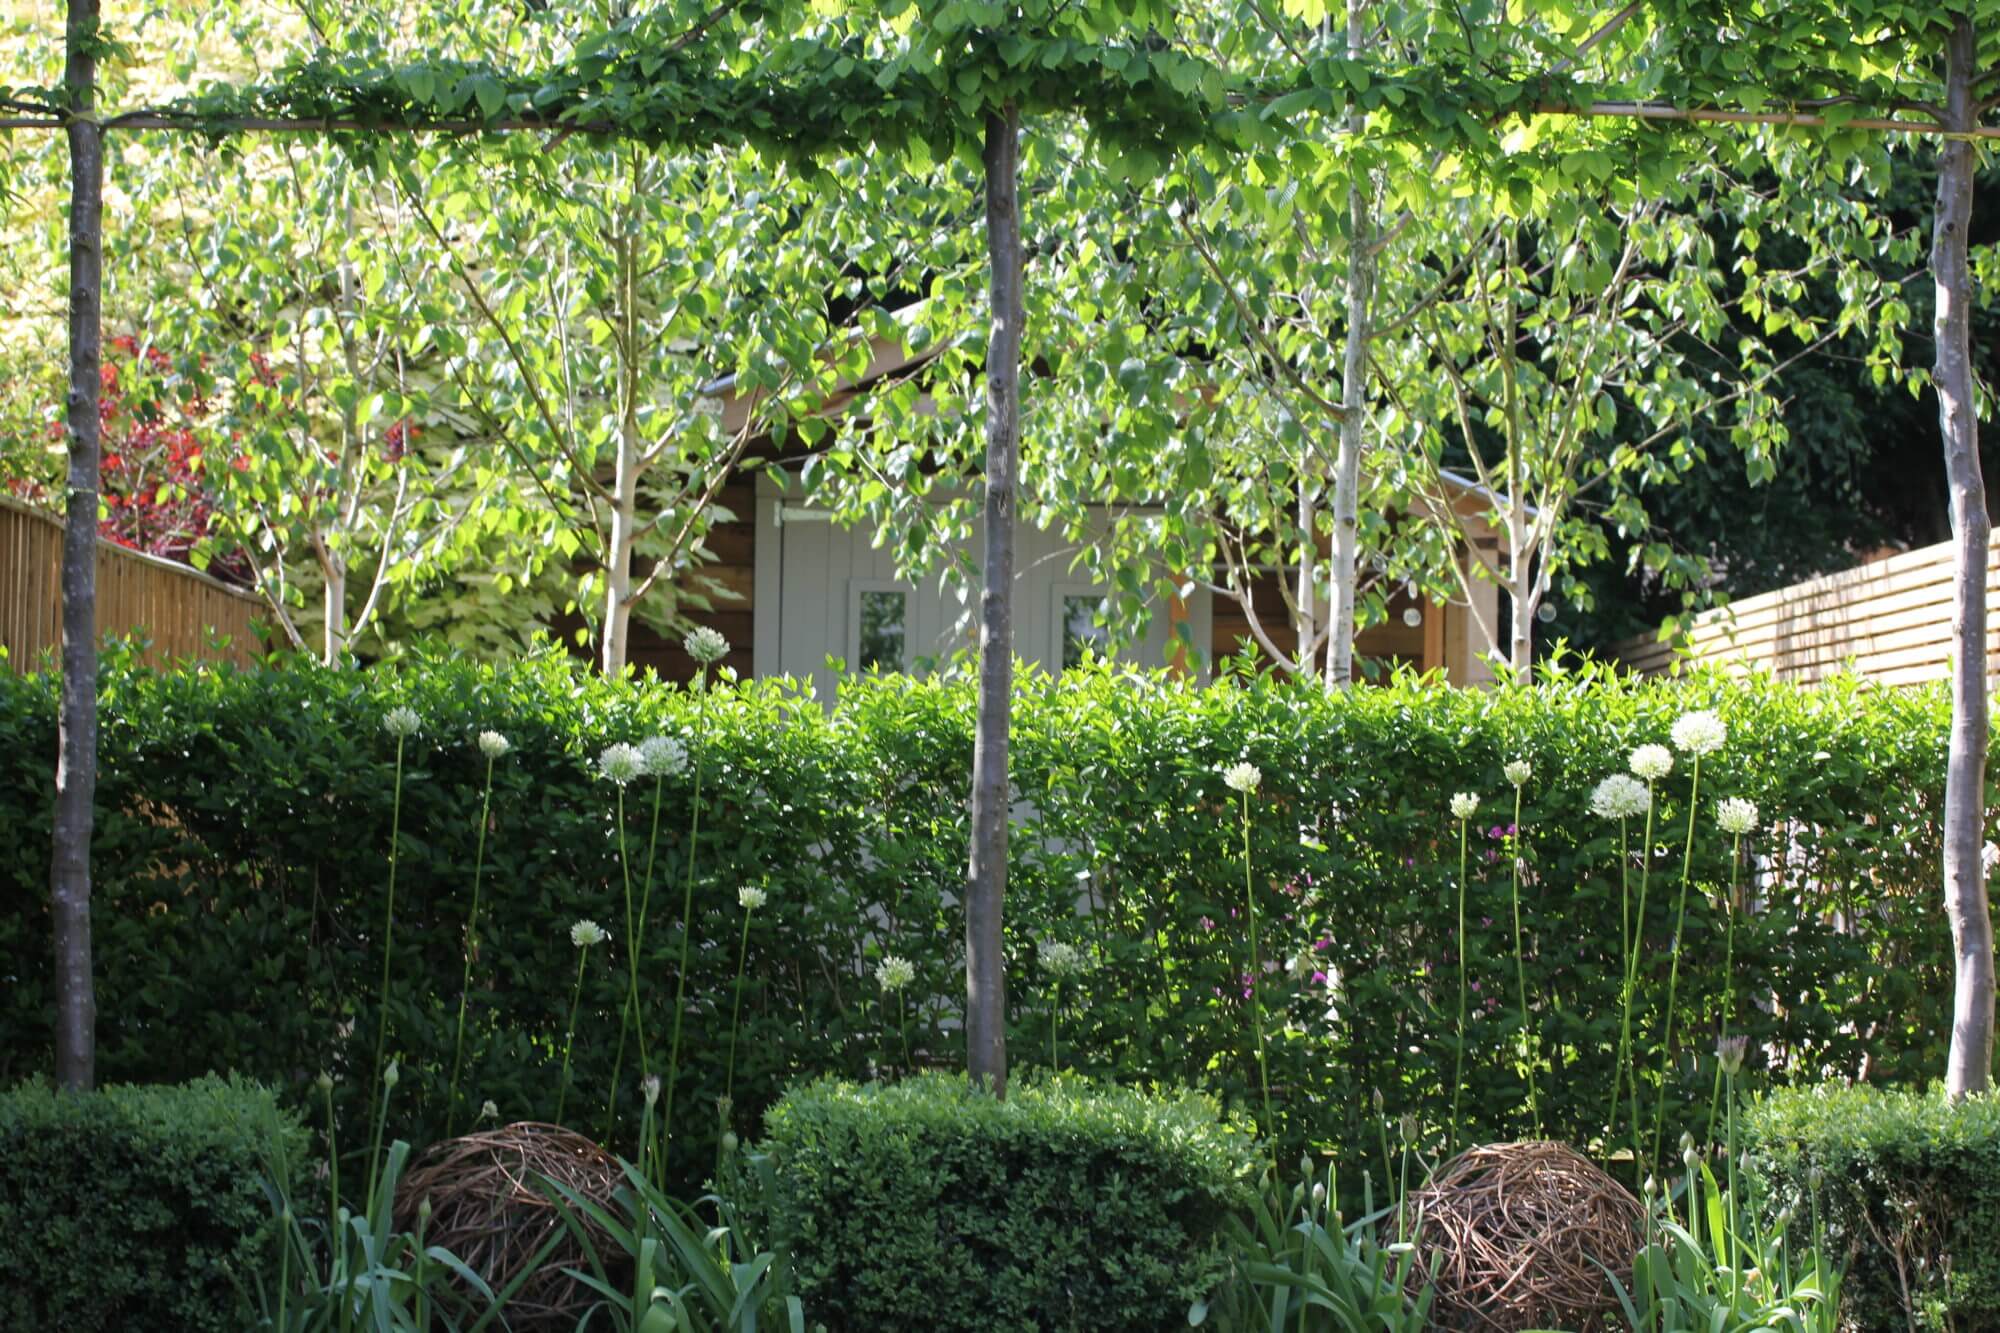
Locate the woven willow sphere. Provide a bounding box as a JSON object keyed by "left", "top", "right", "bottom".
{"left": 1404, "top": 1141, "right": 1645, "bottom": 1332}
{"left": 392, "top": 1121, "right": 626, "bottom": 1331}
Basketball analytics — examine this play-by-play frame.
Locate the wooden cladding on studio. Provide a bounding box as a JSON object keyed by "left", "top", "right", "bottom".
{"left": 1616, "top": 536, "right": 2000, "bottom": 686}
{"left": 615, "top": 476, "right": 757, "bottom": 683}
{"left": 1, "top": 496, "right": 264, "bottom": 673}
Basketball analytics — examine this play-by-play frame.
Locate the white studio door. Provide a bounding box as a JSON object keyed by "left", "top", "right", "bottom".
{"left": 755, "top": 475, "right": 1205, "bottom": 699}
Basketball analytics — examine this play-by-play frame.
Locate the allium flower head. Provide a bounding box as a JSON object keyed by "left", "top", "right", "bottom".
{"left": 479, "top": 1099, "right": 499, "bottom": 1121}
{"left": 1590, "top": 773, "right": 1652, "bottom": 820}
{"left": 1716, "top": 1033, "right": 1749, "bottom": 1076}
{"left": 1985, "top": 842, "right": 2000, "bottom": 876}
{"left": 1716, "top": 797, "right": 1759, "bottom": 836}
{"left": 570, "top": 918, "right": 608, "bottom": 949}
{"left": 597, "top": 743, "right": 645, "bottom": 786}
{"left": 639, "top": 734, "right": 688, "bottom": 777}
{"left": 738, "top": 886, "right": 768, "bottom": 911}
{"left": 684, "top": 626, "right": 730, "bottom": 665}
{"left": 315, "top": 1071, "right": 334, "bottom": 1094}
{"left": 1629, "top": 744, "right": 1674, "bottom": 782}
{"left": 477, "top": 730, "right": 511, "bottom": 760}
{"left": 642, "top": 1074, "right": 661, "bottom": 1108}
{"left": 1450, "top": 792, "right": 1480, "bottom": 820}
{"left": 382, "top": 706, "right": 421, "bottom": 739}
{"left": 383, "top": 1059, "right": 400, "bottom": 1089}
{"left": 1671, "top": 710, "right": 1727, "bottom": 756}
{"left": 1038, "top": 939, "right": 1091, "bottom": 979}
{"left": 1222, "top": 761, "right": 1262, "bottom": 794}
{"left": 875, "top": 955, "right": 916, "bottom": 992}
{"left": 1503, "top": 759, "right": 1532, "bottom": 787}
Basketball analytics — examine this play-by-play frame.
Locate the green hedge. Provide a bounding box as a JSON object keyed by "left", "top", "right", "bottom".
{"left": 757, "top": 1072, "right": 1258, "bottom": 1330}
{"left": 0, "top": 649, "right": 1959, "bottom": 1187}
{"left": 0, "top": 1074, "right": 302, "bottom": 1331}
{"left": 1748, "top": 1084, "right": 2000, "bottom": 1331}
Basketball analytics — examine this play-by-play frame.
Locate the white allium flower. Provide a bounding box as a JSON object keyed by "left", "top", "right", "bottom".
{"left": 1716, "top": 797, "right": 1759, "bottom": 836}
{"left": 1590, "top": 773, "right": 1652, "bottom": 820}
{"left": 1629, "top": 744, "right": 1675, "bottom": 782}
{"left": 875, "top": 955, "right": 916, "bottom": 991}
{"left": 738, "top": 886, "right": 768, "bottom": 911}
{"left": 597, "top": 742, "right": 645, "bottom": 786}
{"left": 382, "top": 706, "right": 421, "bottom": 739}
{"left": 479, "top": 1099, "right": 499, "bottom": 1121}
{"left": 1985, "top": 842, "right": 2000, "bottom": 876}
{"left": 1038, "top": 939, "right": 1091, "bottom": 979}
{"left": 1222, "top": 761, "right": 1262, "bottom": 794}
{"left": 642, "top": 1074, "right": 661, "bottom": 1108}
{"left": 1503, "top": 759, "right": 1532, "bottom": 787}
{"left": 1715, "top": 1034, "right": 1749, "bottom": 1076}
{"left": 1671, "top": 710, "right": 1727, "bottom": 756}
{"left": 570, "top": 918, "right": 608, "bottom": 949}
{"left": 1449, "top": 792, "right": 1480, "bottom": 820}
{"left": 477, "top": 730, "right": 511, "bottom": 760}
{"left": 684, "top": 625, "right": 730, "bottom": 665}
{"left": 639, "top": 734, "right": 688, "bottom": 777}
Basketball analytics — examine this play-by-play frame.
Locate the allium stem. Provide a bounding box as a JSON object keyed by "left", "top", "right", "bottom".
{"left": 1450, "top": 814, "right": 1470, "bottom": 1154}
{"left": 1509, "top": 784, "right": 1539, "bottom": 1136}
{"left": 322, "top": 1080, "right": 339, "bottom": 1235}
{"left": 1626, "top": 792, "right": 1658, "bottom": 1185}
{"left": 1240, "top": 790, "right": 1274, "bottom": 1140}
{"left": 1610, "top": 819, "right": 1634, "bottom": 1152}
{"left": 662, "top": 675, "right": 711, "bottom": 1159}
{"left": 611, "top": 772, "right": 669, "bottom": 1099}
{"left": 556, "top": 948, "right": 587, "bottom": 1126}
{"left": 724, "top": 904, "right": 753, "bottom": 1105}
{"left": 446, "top": 752, "right": 497, "bottom": 1138}
{"left": 1050, "top": 979, "right": 1061, "bottom": 1071}
{"left": 1707, "top": 831, "right": 1744, "bottom": 1142}
{"left": 366, "top": 733, "right": 407, "bottom": 1156}
{"left": 1653, "top": 752, "right": 1702, "bottom": 1167}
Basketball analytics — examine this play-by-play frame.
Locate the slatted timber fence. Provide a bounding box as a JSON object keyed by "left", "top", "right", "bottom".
{"left": 1616, "top": 535, "right": 2000, "bottom": 686}
{"left": 1, "top": 495, "right": 265, "bottom": 672}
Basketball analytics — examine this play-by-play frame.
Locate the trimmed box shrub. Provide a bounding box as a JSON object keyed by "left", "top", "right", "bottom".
{"left": 1747, "top": 1083, "right": 2000, "bottom": 1331}
{"left": 0, "top": 1074, "right": 302, "bottom": 1332}
{"left": 757, "top": 1072, "right": 1259, "bottom": 1331}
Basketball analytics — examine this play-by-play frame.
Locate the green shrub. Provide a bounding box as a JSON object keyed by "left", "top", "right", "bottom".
{"left": 1747, "top": 1083, "right": 2000, "bottom": 1331}
{"left": 0, "top": 650, "right": 1958, "bottom": 1187}
{"left": 757, "top": 1072, "right": 1257, "bottom": 1331}
{"left": 0, "top": 1074, "right": 304, "bottom": 1332}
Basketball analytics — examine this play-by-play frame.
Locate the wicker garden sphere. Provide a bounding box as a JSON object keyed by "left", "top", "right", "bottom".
{"left": 392, "top": 1121, "right": 627, "bottom": 1331}
{"left": 1403, "top": 1141, "right": 1645, "bottom": 1332}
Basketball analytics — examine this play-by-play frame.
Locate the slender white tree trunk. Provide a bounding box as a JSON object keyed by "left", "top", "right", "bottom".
{"left": 601, "top": 231, "right": 639, "bottom": 676}
{"left": 52, "top": 0, "right": 102, "bottom": 1092}
{"left": 1508, "top": 506, "right": 1533, "bottom": 682}
{"left": 966, "top": 104, "right": 1022, "bottom": 1095}
{"left": 1935, "top": 12, "right": 1993, "bottom": 1099}
{"left": 1296, "top": 476, "right": 1318, "bottom": 679}
{"left": 1326, "top": 0, "right": 1372, "bottom": 690}
{"left": 322, "top": 558, "right": 347, "bottom": 664}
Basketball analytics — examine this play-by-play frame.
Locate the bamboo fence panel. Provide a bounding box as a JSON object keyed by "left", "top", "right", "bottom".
{"left": 1, "top": 495, "right": 265, "bottom": 673}
{"left": 1615, "top": 535, "right": 2000, "bottom": 685}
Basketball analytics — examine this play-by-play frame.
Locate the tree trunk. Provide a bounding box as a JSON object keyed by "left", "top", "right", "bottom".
{"left": 1935, "top": 11, "right": 1993, "bottom": 1100}
{"left": 1295, "top": 474, "right": 1318, "bottom": 679}
{"left": 1325, "top": 0, "right": 1371, "bottom": 691}
{"left": 322, "top": 558, "right": 347, "bottom": 664}
{"left": 601, "top": 231, "right": 640, "bottom": 677}
{"left": 52, "top": 0, "right": 103, "bottom": 1092}
{"left": 965, "top": 105, "right": 1021, "bottom": 1095}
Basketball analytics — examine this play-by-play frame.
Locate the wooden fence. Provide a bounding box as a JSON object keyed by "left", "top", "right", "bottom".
{"left": 1616, "top": 535, "right": 2000, "bottom": 686}
{"left": 1, "top": 495, "right": 265, "bottom": 672}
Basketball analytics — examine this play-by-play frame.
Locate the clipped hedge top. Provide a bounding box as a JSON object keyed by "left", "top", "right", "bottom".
{"left": 0, "top": 1072, "right": 298, "bottom": 1155}
{"left": 767, "top": 1070, "right": 1261, "bottom": 1171}
{"left": 1747, "top": 1083, "right": 2000, "bottom": 1160}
